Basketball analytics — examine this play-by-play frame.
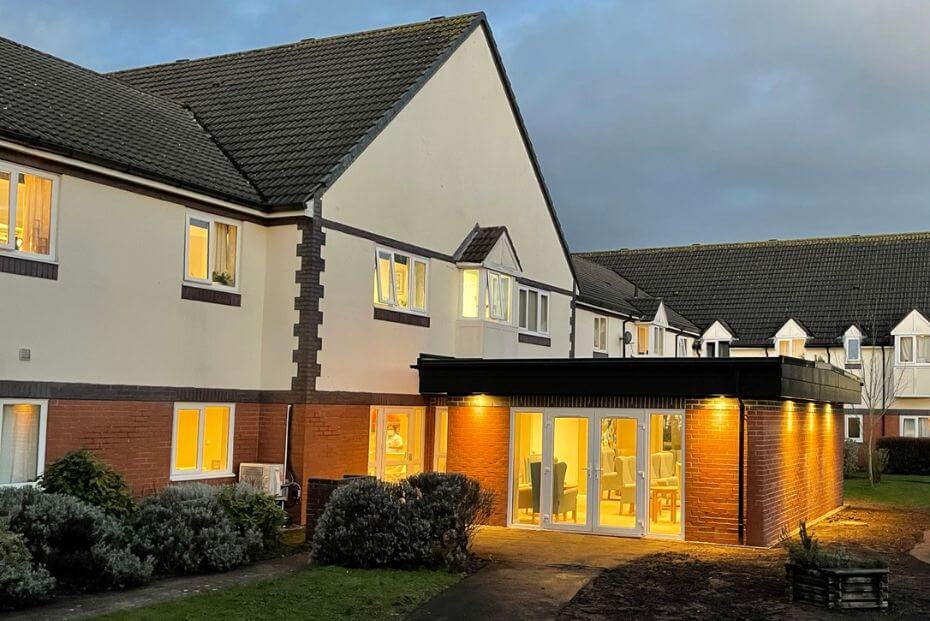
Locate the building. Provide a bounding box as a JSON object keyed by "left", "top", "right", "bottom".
{"left": 0, "top": 13, "right": 858, "bottom": 546}
{"left": 580, "top": 233, "right": 930, "bottom": 446}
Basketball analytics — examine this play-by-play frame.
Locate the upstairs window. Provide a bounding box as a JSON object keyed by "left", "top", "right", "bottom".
{"left": 486, "top": 271, "right": 512, "bottom": 322}
{"left": 676, "top": 336, "right": 689, "bottom": 357}
{"left": 185, "top": 213, "right": 240, "bottom": 289}
{"left": 776, "top": 338, "right": 806, "bottom": 358}
{"left": 636, "top": 325, "right": 649, "bottom": 355}
{"left": 0, "top": 164, "right": 57, "bottom": 260}
{"left": 593, "top": 316, "right": 608, "bottom": 352}
{"left": 897, "top": 335, "right": 930, "bottom": 365}
{"left": 518, "top": 286, "right": 549, "bottom": 335}
{"left": 705, "top": 341, "right": 730, "bottom": 358}
{"left": 461, "top": 269, "right": 481, "bottom": 318}
{"left": 373, "top": 248, "right": 428, "bottom": 313}
{"left": 653, "top": 327, "right": 664, "bottom": 356}
{"left": 845, "top": 335, "right": 861, "bottom": 363}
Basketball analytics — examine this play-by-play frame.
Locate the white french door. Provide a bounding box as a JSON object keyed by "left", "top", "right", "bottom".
{"left": 540, "top": 410, "right": 594, "bottom": 532}
{"left": 593, "top": 411, "right": 645, "bottom": 536}
{"left": 367, "top": 407, "right": 425, "bottom": 482}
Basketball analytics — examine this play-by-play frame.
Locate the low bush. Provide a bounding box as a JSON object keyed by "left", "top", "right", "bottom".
{"left": 781, "top": 521, "right": 886, "bottom": 570}
{"left": 877, "top": 437, "right": 930, "bottom": 475}
{"left": 132, "top": 485, "right": 261, "bottom": 575}
{"left": 216, "top": 484, "right": 288, "bottom": 553}
{"left": 40, "top": 450, "right": 135, "bottom": 519}
{"left": 843, "top": 440, "right": 861, "bottom": 477}
{"left": 0, "top": 487, "right": 151, "bottom": 592}
{"left": 312, "top": 473, "right": 492, "bottom": 570}
{"left": 0, "top": 520, "right": 56, "bottom": 610}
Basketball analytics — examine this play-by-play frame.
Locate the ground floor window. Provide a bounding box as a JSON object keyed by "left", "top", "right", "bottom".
{"left": 511, "top": 411, "right": 543, "bottom": 526}
{"left": 171, "top": 403, "right": 234, "bottom": 480}
{"left": 901, "top": 415, "right": 930, "bottom": 438}
{"left": 0, "top": 399, "right": 47, "bottom": 486}
{"left": 368, "top": 407, "right": 425, "bottom": 482}
{"left": 648, "top": 412, "right": 682, "bottom": 536}
{"left": 845, "top": 414, "right": 863, "bottom": 442}
{"left": 433, "top": 407, "right": 448, "bottom": 472}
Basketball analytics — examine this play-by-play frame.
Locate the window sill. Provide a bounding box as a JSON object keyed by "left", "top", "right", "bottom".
{"left": 170, "top": 471, "right": 235, "bottom": 482}
{"left": 593, "top": 351, "right": 608, "bottom": 358}
{"left": 0, "top": 254, "right": 58, "bottom": 280}
{"left": 845, "top": 362, "right": 862, "bottom": 369}
{"left": 373, "top": 307, "right": 430, "bottom": 327}
{"left": 0, "top": 481, "right": 40, "bottom": 488}
{"left": 519, "top": 332, "right": 551, "bottom": 347}
{"left": 181, "top": 284, "right": 241, "bottom": 307}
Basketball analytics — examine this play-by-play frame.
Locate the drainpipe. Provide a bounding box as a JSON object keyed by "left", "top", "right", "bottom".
{"left": 621, "top": 319, "right": 629, "bottom": 358}
{"left": 881, "top": 344, "right": 887, "bottom": 435}
{"left": 737, "top": 368, "right": 746, "bottom": 545}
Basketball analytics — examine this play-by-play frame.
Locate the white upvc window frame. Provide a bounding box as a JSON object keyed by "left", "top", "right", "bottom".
{"left": 0, "top": 161, "right": 60, "bottom": 263}
{"left": 517, "top": 284, "right": 550, "bottom": 336}
{"left": 900, "top": 415, "right": 930, "bottom": 438}
{"left": 486, "top": 270, "right": 513, "bottom": 323}
{"left": 636, "top": 324, "right": 650, "bottom": 355}
{"left": 844, "top": 413, "right": 863, "bottom": 443}
{"left": 704, "top": 340, "right": 731, "bottom": 358}
{"left": 593, "top": 316, "right": 608, "bottom": 353}
{"left": 0, "top": 398, "right": 48, "bottom": 487}
{"left": 845, "top": 335, "right": 862, "bottom": 363}
{"left": 896, "top": 335, "right": 930, "bottom": 366}
{"left": 775, "top": 338, "right": 806, "bottom": 359}
{"left": 433, "top": 406, "right": 449, "bottom": 472}
{"left": 374, "top": 246, "right": 429, "bottom": 315}
{"left": 676, "top": 335, "right": 689, "bottom": 358}
{"left": 184, "top": 211, "right": 243, "bottom": 292}
{"left": 653, "top": 326, "right": 665, "bottom": 356}
{"left": 170, "top": 403, "right": 236, "bottom": 481}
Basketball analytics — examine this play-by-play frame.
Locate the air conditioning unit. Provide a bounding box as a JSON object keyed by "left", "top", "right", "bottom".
{"left": 238, "top": 463, "right": 286, "bottom": 500}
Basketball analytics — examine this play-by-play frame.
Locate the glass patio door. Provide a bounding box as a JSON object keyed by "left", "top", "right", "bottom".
{"left": 593, "top": 412, "right": 644, "bottom": 536}
{"left": 368, "top": 407, "right": 424, "bottom": 482}
{"left": 540, "top": 411, "right": 594, "bottom": 532}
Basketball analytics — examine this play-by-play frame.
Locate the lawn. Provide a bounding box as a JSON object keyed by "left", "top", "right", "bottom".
{"left": 95, "top": 565, "right": 460, "bottom": 621}
{"left": 845, "top": 472, "right": 930, "bottom": 507}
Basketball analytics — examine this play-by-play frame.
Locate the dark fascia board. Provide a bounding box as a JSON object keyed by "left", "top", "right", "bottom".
{"left": 415, "top": 355, "right": 862, "bottom": 404}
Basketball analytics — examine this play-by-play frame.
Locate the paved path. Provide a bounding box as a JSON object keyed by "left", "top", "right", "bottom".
{"left": 5, "top": 553, "right": 307, "bottom": 621}
{"left": 409, "top": 527, "right": 753, "bottom": 621}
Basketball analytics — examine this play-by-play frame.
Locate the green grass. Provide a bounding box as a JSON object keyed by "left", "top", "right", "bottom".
{"left": 95, "top": 565, "right": 460, "bottom": 621}
{"left": 845, "top": 472, "right": 930, "bottom": 508}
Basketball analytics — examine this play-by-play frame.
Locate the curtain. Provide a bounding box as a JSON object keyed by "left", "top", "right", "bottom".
{"left": 901, "top": 337, "right": 914, "bottom": 362}
{"left": 213, "top": 222, "right": 237, "bottom": 285}
{"left": 920, "top": 417, "right": 930, "bottom": 439}
{"left": 0, "top": 404, "right": 40, "bottom": 484}
{"left": 918, "top": 337, "right": 930, "bottom": 363}
{"left": 16, "top": 173, "right": 53, "bottom": 255}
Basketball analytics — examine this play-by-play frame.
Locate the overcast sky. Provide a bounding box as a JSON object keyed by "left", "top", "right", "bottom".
{"left": 5, "top": 1, "right": 930, "bottom": 250}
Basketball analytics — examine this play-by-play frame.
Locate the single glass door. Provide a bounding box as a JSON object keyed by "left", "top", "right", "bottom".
{"left": 594, "top": 412, "right": 644, "bottom": 536}
{"left": 541, "top": 411, "right": 593, "bottom": 532}
{"left": 368, "top": 407, "right": 424, "bottom": 482}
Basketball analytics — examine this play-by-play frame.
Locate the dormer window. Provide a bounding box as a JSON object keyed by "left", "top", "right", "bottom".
{"left": 774, "top": 319, "right": 808, "bottom": 359}
{"left": 653, "top": 326, "right": 664, "bottom": 356}
{"left": 845, "top": 336, "right": 861, "bottom": 363}
{"left": 897, "top": 335, "right": 930, "bottom": 365}
{"left": 486, "top": 271, "right": 512, "bottom": 322}
{"left": 636, "top": 325, "right": 649, "bottom": 355}
{"left": 705, "top": 341, "right": 730, "bottom": 358}
{"left": 460, "top": 268, "right": 513, "bottom": 322}
{"left": 776, "top": 339, "right": 806, "bottom": 358}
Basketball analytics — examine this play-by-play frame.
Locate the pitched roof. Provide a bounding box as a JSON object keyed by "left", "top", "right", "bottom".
{"left": 580, "top": 231, "right": 930, "bottom": 345}
{"left": 111, "top": 14, "right": 483, "bottom": 208}
{"left": 0, "top": 36, "right": 261, "bottom": 204}
{"left": 572, "top": 256, "right": 699, "bottom": 333}
{"left": 455, "top": 226, "right": 506, "bottom": 263}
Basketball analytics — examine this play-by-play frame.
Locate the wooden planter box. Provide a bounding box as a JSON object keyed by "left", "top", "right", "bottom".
{"left": 786, "top": 563, "right": 889, "bottom": 610}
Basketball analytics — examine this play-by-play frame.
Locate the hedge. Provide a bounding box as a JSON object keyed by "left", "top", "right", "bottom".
{"left": 876, "top": 437, "right": 930, "bottom": 475}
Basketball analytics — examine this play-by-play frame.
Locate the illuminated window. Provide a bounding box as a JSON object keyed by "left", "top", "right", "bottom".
{"left": 518, "top": 286, "right": 549, "bottom": 334}
{"left": 844, "top": 414, "right": 863, "bottom": 442}
{"left": 636, "top": 325, "right": 649, "bottom": 355}
{"left": 776, "top": 338, "right": 806, "bottom": 359}
{"left": 461, "top": 269, "right": 480, "bottom": 317}
{"left": 0, "top": 399, "right": 47, "bottom": 486}
{"left": 433, "top": 407, "right": 448, "bottom": 472}
{"left": 171, "top": 404, "right": 234, "bottom": 480}
{"left": 0, "top": 164, "right": 56, "bottom": 259}
{"left": 594, "top": 317, "right": 608, "bottom": 353}
{"left": 185, "top": 213, "right": 240, "bottom": 288}
{"left": 367, "top": 407, "right": 425, "bottom": 482}
{"left": 487, "top": 271, "right": 512, "bottom": 321}
{"left": 373, "top": 248, "right": 427, "bottom": 313}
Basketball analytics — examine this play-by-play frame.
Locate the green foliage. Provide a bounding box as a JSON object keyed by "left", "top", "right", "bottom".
{"left": 0, "top": 487, "right": 151, "bottom": 592}
{"left": 877, "top": 437, "right": 930, "bottom": 475}
{"left": 312, "top": 473, "right": 493, "bottom": 571}
{"left": 0, "top": 520, "right": 56, "bottom": 610}
{"left": 212, "top": 271, "right": 232, "bottom": 285}
{"left": 781, "top": 520, "right": 887, "bottom": 570}
{"left": 132, "top": 485, "right": 261, "bottom": 575}
{"left": 216, "top": 484, "right": 287, "bottom": 553}
{"left": 40, "top": 450, "right": 135, "bottom": 519}
{"left": 843, "top": 440, "right": 861, "bottom": 477}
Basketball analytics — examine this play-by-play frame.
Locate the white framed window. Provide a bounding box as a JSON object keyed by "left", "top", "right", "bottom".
{"left": 171, "top": 403, "right": 235, "bottom": 481}
{"left": 653, "top": 327, "right": 664, "bottom": 356}
{"left": 0, "top": 162, "right": 58, "bottom": 262}
{"left": 705, "top": 340, "right": 730, "bottom": 358}
{"left": 593, "top": 316, "right": 608, "bottom": 353}
{"left": 185, "top": 212, "right": 242, "bottom": 290}
{"left": 897, "top": 335, "right": 930, "bottom": 365}
{"left": 636, "top": 324, "right": 649, "bottom": 355}
{"left": 368, "top": 406, "right": 426, "bottom": 482}
{"left": 901, "top": 415, "right": 930, "bottom": 438}
{"left": 373, "top": 247, "right": 428, "bottom": 314}
{"left": 0, "top": 399, "right": 47, "bottom": 487}
{"left": 486, "top": 271, "right": 512, "bottom": 322}
{"left": 433, "top": 407, "right": 448, "bottom": 472}
{"left": 776, "top": 338, "right": 806, "bottom": 359}
{"left": 517, "top": 285, "right": 549, "bottom": 335}
{"left": 676, "top": 336, "right": 689, "bottom": 357}
{"left": 845, "top": 335, "right": 861, "bottom": 363}
{"left": 845, "top": 414, "right": 863, "bottom": 443}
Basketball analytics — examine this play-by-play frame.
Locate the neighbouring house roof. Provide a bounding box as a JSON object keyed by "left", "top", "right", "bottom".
{"left": 111, "top": 14, "right": 483, "bottom": 208}
{"left": 580, "top": 232, "right": 930, "bottom": 346}
{"left": 454, "top": 225, "right": 520, "bottom": 269}
{"left": 571, "top": 256, "right": 699, "bottom": 333}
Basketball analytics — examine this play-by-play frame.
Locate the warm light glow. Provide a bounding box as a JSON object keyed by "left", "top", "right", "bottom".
{"left": 202, "top": 406, "right": 230, "bottom": 472}
{"left": 785, "top": 401, "right": 795, "bottom": 433}
{"left": 174, "top": 409, "right": 200, "bottom": 471}
{"left": 187, "top": 219, "right": 209, "bottom": 280}
{"left": 461, "top": 269, "right": 480, "bottom": 318}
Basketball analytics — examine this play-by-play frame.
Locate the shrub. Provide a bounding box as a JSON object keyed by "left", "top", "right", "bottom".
{"left": 132, "top": 485, "right": 261, "bottom": 575}
{"left": 877, "top": 437, "right": 930, "bottom": 475}
{"left": 311, "top": 473, "right": 492, "bottom": 570}
{"left": 40, "top": 450, "right": 134, "bottom": 519}
{"left": 216, "top": 484, "right": 287, "bottom": 553}
{"left": 0, "top": 487, "right": 151, "bottom": 592}
{"left": 0, "top": 520, "right": 56, "bottom": 610}
{"left": 781, "top": 521, "right": 886, "bottom": 570}
{"left": 406, "top": 472, "right": 494, "bottom": 570}
{"left": 843, "top": 440, "right": 861, "bottom": 477}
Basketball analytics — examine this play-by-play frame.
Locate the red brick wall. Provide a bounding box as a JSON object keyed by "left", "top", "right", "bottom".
{"left": 446, "top": 404, "right": 510, "bottom": 526}
{"left": 745, "top": 401, "right": 843, "bottom": 546}
{"left": 684, "top": 398, "right": 741, "bottom": 544}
